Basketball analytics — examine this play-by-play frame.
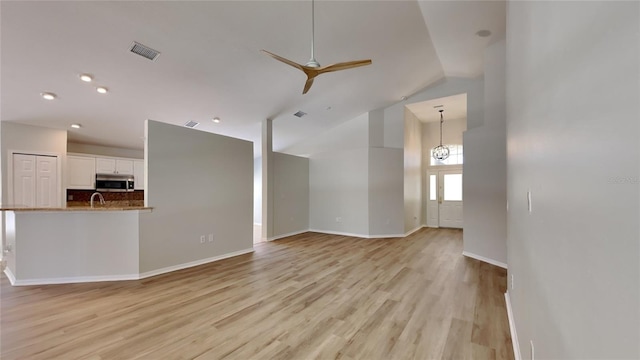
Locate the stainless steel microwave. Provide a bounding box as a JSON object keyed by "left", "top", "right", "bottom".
{"left": 95, "top": 174, "right": 134, "bottom": 192}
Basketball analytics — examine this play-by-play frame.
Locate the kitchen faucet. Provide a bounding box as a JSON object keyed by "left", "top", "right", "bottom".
{"left": 90, "top": 192, "right": 106, "bottom": 208}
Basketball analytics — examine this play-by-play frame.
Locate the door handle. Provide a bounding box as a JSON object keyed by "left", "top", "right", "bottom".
{"left": 438, "top": 197, "right": 442, "bottom": 204}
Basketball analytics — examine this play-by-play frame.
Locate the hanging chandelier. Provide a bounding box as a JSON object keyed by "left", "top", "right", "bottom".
{"left": 432, "top": 109, "right": 450, "bottom": 161}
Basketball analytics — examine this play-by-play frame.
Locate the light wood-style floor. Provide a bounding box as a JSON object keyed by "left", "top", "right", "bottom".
{"left": 1, "top": 228, "right": 513, "bottom": 360}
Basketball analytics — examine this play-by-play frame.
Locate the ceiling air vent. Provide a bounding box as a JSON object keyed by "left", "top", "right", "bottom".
{"left": 184, "top": 121, "right": 199, "bottom": 128}
{"left": 293, "top": 111, "right": 307, "bottom": 118}
{"left": 129, "top": 41, "right": 161, "bottom": 61}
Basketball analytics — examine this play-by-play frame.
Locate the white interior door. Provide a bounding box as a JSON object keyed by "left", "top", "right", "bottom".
{"left": 36, "top": 156, "right": 58, "bottom": 207}
{"left": 438, "top": 169, "right": 463, "bottom": 228}
{"left": 13, "top": 154, "right": 37, "bottom": 207}
{"left": 12, "top": 154, "right": 59, "bottom": 208}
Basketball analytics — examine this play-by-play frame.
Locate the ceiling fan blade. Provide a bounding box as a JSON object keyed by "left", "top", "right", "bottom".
{"left": 318, "top": 59, "right": 372, "bottom": 74}
{"left": 302, "top": 77, "right": 315, "bottom": 94}
{"left": 261, "top": 50, "right": 304, "bottom": 71}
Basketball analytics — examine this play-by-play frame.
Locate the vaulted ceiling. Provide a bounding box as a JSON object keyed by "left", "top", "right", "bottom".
{"left": 1, "top": 1, "right": 505, "bottom": 157}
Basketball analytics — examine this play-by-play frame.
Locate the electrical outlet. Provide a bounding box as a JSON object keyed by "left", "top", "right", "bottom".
{"left": 200, "top": 235, "right": 206, "bottom": 244}
{"left": 208, "top": 233, "right": 214, "bottom": 242}
{"left": 336, "top": 217, "right": 342, "bottom": 223}
{"left": 511, "top": 274, "right": 514, "bottom": 290}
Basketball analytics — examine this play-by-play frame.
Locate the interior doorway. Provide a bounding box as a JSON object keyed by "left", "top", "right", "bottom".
{"left": 426, "top": 168, "right": 463, "bottom": 228}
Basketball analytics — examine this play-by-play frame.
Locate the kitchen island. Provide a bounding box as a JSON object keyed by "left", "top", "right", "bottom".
{"left": 2, "top": 206, "right": 152, "bottom": 286}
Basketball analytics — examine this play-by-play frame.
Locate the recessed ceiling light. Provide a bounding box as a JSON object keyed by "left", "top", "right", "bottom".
{"left": 476, "top": 30, "right": 492, "bottom": 38}
{"left": 79, "top": 74, "right": 93, "bottom": 82}
{"left": 41, "top": 92, "right": 57, "bottom": 100}
{"left": 401, "top": 96, "right": 408, "bottom": 101}
{"left": 70, "top": 124, "right": 82, "bottom": 129}
{"left": 212, "top": 117, "right": 221, "bottom": 123}
{"left": 96, "top": 87, "right": 108, "bottom": 94}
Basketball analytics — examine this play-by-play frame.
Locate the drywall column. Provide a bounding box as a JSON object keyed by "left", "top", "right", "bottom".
{"left": 404, "top": 108, "right": 422, "bottom": 234}
{"left": 261, "top": 119, "right": 274, "bottom": 241}
{"left": 506, "top": 2, "right": 639, "bottom": 358}
{"left": 462, "top": 39, "right": 507, "bottom": 266}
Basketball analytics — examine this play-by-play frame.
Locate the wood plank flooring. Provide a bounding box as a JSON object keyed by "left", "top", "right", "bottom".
{"left": 1, "top": 228, "right": 513, "bottom": 359}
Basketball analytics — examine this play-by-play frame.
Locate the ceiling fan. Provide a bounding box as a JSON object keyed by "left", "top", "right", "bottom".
{"left": 261, "top": 0, "right": 372, "bottom": 94}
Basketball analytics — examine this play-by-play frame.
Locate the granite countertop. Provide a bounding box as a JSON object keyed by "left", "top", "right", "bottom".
{"left": 0, "top": 206, "right": 152, "bottom": 212}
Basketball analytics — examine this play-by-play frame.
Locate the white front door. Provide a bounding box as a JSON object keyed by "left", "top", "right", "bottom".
{"left": 438, "top": 169, "right": 463, "bottom": 228}
{"left": 426, "top": 168, "right": 463, "bottom": 229}
{"left": 12, "top": 154, "right": 59, "bottom": 208}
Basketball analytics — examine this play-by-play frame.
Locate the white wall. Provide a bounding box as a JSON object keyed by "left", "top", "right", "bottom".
{"left": 139, "top": 120, "right": 253, "bottom": 273}
{"left": 404, "top": 109, "right": 422, "bottom": 233}
{"left": 9, "top": 211, "right": 140, "bottom": 283}
{"left": 463, "top": 124, "right": 506, "bottom": 265}
{"left": 273, "top": 152, "right": 309, "bottom": 238}
{"left": 309, "top": 148, "right": 369, "bottom": 236}
{"left": 368, "top": 148, "right": 404, "bottom": 236}
{"left": 462, "top": 39, "right": 507, "bottom": 266}
{"left": 507, "top": 1, "right": 639, "bottom": 358}
{"left": 282, "top": 112, "right": 370, "bottom": 156}
{"left": 67, "top": 142, "right": 143, "bottom": 159}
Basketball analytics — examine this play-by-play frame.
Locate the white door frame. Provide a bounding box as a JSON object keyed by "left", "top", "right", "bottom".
{"left": 426, "top": 170, "right": 439, "bottom": 227}
{"left": 425, "top": 165, "right": 463, "bottom": 228}
{"left": 7, "top": 150, "right": 63, "bottom": 207}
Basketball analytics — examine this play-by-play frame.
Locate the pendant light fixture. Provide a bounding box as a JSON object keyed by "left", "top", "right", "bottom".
{"left": 432, "top": 109, "right": 450, "bottom": 161}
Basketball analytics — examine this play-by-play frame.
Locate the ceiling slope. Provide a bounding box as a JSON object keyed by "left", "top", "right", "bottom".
{"left": 1, "top": 1, "right": 504, "bottom": 156}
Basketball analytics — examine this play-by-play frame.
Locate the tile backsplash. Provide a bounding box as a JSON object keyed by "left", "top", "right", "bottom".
{"left": 67, "top": 190, "right": 144, "bottom": 208}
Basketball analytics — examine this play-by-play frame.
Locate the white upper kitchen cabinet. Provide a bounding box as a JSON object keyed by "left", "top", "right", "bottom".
{"left": 115, "top": 159, "right": 134, "bottom": 175}
{"left": 67, "top": 155, "right": 96, "bottom": 190}
{"left": 96, "top": 157, "right": 134, "bottom": 175}
{"left": 96, "top": 157, "right": 116, "bottom": 174}
{"left": 133, "top": 160, "right": 144, "bottom": 190}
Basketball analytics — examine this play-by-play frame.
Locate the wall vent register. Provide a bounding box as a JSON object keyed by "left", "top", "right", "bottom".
{"left": 129, "top": 41, "right": 161, "bottom": 61}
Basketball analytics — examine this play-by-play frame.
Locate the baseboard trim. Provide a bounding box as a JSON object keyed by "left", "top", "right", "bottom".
{"left": 8, "top": 272, "right": 140, "bottom": 286}
{"left": 462, "top": 251, "right": 507, "bottom": 269}
{"left": 369, "top": 233, "right": 406, "bottom": 239}
{"left": 139, "top": 248, "right": 254, "bottom": 280}
{"left": 404, "top": 226, "right": 423, "bottom": 237}
{"left": 268, "top": 230, "right": 308, "bottom": 241}
{"left": 4, "top": 248, "right": 256, "bottom": 286}
{"left": 4, "top": 267, "right": 17, "bottom": 285}
{"left": 308, "top": 229, "right": 368, "bottom": 238}
{"left": 308, "top": 229, "right": 405, "bottom": 239}
{"left": 505, "top": 291, "right": 522, "bottom": 360}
